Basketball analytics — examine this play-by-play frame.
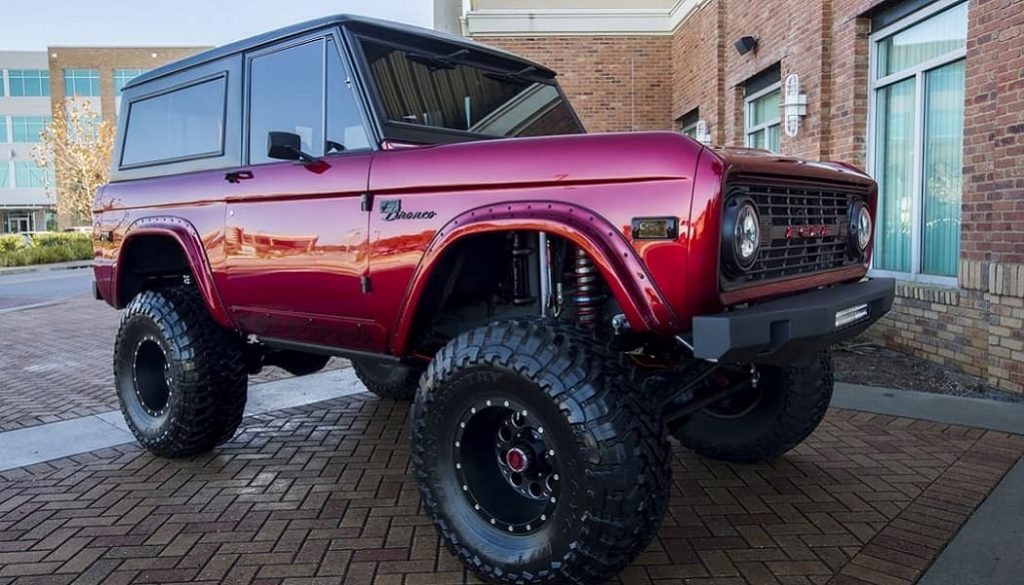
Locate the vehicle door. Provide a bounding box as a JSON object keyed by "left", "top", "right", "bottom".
{"left": 220, "top": 33, "right": 383, "bottom": 351}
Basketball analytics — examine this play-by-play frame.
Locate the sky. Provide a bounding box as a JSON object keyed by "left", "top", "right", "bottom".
{"left": 2, "top": 0, "right": 434, "bottom": 51}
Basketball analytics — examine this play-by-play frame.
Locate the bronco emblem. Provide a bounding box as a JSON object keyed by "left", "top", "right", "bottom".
{"left": 379, "top": 199, "right": 437, "bottom": 221}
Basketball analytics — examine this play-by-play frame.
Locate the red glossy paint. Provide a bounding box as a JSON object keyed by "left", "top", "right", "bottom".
{"left": 94, "top": 130, "right": 875, "bottom": 359}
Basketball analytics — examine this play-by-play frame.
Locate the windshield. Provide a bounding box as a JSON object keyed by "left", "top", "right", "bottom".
{"left": 359, "top": 39, "right": 584, "bottom": 139}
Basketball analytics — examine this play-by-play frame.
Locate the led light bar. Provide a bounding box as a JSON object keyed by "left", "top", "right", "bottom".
{"left": 835, "top": 303, "right": 870, "bottom": 329}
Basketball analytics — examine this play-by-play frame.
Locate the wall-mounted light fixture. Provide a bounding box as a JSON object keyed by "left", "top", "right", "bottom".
{"left": 695, "top": 120, "right": 712, "bottom": 145}
{"left": 734, "top": 36, "right": 758, "bottom": 55}
{"left": 782, "top": 73, "right": 808, "bottom": 137}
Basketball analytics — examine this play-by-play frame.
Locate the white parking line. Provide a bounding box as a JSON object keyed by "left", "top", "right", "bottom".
{"left": 0, "top": 367, "right": 367, "bottom": 472}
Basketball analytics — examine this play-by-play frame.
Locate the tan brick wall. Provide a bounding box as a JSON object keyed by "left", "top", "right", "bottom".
{"left": 475, "top": 36, "right": 674, "bottom": 132}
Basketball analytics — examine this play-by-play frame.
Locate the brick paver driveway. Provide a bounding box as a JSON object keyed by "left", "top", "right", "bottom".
{"left": 1, "top": 391, "right": 1021, "bottom": 585}
{"left": 0, "top": 296, "right": 344, "bottom": 432}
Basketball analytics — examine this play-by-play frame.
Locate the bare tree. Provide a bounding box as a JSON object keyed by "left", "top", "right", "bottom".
{"left": 32, "top": 98, "right": 116, "bottom": 224}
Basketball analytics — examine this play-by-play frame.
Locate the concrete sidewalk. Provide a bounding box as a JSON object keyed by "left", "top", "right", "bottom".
{"left": 0, "top": 259, "right": 92, "bottom": 277}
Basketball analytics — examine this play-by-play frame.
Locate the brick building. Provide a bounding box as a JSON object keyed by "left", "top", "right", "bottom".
{"left": 446, "top": 0, "right": 1024, "bottom": 392}
{"left": 0, "top": 46, "right": 205, "bottom": 232}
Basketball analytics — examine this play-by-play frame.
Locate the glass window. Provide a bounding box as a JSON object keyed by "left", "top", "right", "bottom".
{"left": 0, "top": 117, "right": 7, "bottom": 143}
{"left": 64, "top": 69, "right": 100, "bottom": 97}
{"left": 248, "top": 40, "right": 325, "bottom": 164}
{"left": 11, "top": 116, "right": 50, "bottom": 143}
{"left": 877, "top": 2, "right": 967, "bottom": 78}
{"left": 115, "top": 68, "right": 146, "bottom": 95}
{"left": 0, "top": 72, "right": 4, "bottom": 97}
{"left": 121, "top": 76, "right": 227, "bottom": 167}
{"left": 745, "top": 86, "right": 781, "bottom": 153}
{"left": 326, "top": 39, "right": 370, "bottom": 153}
{"left": 14, "top": 161, "right": 51, "bottom": 189}
{"left": 868, "top": 1, "right": 962, "bottom": 278}
{"left": 360, "top": 39, "right": 582, "bottom": 138}
{"left": 8, "top": 69, "right": 50, "bottom": 97}
{"left": 0, "top": 163, "right": 9, "bottom": 188}
{"left": 677, "top": 108, "right": 699, "bottom": 138}
{"left": 871, "top": 1, "right": 966, "bottom": 279}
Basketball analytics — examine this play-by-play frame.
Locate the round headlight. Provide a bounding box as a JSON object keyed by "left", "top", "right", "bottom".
{"left": 850, "top": 201, "right": 872, "bottom": 253}
{"left": 735, "top": 203, "right": 761, "bottom": 267}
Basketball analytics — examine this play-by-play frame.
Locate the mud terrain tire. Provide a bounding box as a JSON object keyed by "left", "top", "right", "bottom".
{"left": 114, "top": 287, "right": 248, "bottom": 457}
{"left": 671, "top": 350, "right": 833, "bottom": 463}
{"left": 352, "top": 358, "right": 420, "bottom": 400}
{"left": 412, "top": 319, "right": 671, "bottom": 584}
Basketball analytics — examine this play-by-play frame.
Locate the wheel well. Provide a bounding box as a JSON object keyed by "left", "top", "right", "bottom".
{"left": 118, "top": 234, "right": 194, "bottom": 306}
{"left": 406, "top": 230, "right": 620, "bottom": 356}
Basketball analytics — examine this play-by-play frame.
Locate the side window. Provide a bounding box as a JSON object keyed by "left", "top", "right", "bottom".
{"left": 326, "top": 39, "right": 370, "bottom": 153}
{"left": 248, "top": 40, "right": 325, "bottom": 164}
{"left": 121, "top": 77, "right": 226, "bottom": 168}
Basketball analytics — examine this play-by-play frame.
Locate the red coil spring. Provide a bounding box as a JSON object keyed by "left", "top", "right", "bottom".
{"left": 574, "top": 248, "right": 603, "bottom": 328}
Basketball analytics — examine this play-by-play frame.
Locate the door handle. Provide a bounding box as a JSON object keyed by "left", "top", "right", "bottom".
{"left": 224, "top": 170, "right": 254, "bottom": 184}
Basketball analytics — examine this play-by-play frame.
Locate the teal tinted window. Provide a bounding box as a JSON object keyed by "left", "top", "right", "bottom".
{"left": 14, "top": 161, "right": 51, "bottom": 189}
{"left": 115, "top": 68, "right": 146, "bottom": 94}
{"left": 64, "top": 69, "right": 100, "bottom": 97}
{"left": 11, "top": 116, "right": 50, "bottom": 143}
{"left": 9, "top": 69, "right": 50, "bottom": 97}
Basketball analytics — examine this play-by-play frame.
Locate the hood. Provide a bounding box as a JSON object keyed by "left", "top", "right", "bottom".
{"left": 369, "top": 131, "right": 705, "bottom": 194}
{"left": 705, "top": 146, "right": 874, "bottom": 187}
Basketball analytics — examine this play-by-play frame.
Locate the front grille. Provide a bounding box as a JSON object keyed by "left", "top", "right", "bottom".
{"left": 723, "top": 175, "right": 868, "bottom": 289}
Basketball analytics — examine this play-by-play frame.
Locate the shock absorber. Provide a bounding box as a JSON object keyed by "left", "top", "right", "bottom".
{"left": 510, "top": 232, "right": 533, "bottom": 306}
{"left": 573, "top": 248, "right": 604, "bottom": 328}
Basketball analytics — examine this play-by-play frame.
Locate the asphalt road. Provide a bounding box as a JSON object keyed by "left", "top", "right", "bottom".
{"left": 0, "top": 268, "right": 94, "bottom": 312}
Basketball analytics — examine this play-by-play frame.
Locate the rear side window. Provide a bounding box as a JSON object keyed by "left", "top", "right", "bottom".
{"left": 121, "top": 76, "right": 227, "bottom": 168}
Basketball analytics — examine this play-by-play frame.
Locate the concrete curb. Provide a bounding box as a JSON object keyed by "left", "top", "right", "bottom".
{"left": 833, "top": 382, "right": 1024, "bottom": 434}
{"left": 0, "top": 367, "right": 365, "bottom": 472}
{"left": 0, "top": 260, "right": 92, "bottom": 277}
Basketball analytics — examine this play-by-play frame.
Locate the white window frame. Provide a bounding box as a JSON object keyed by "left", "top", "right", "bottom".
{"left": 866, "top": 0, "right": 967, "bottom": 287}
{"left": 744, "top": 81, "right": 782, "bottom": 152}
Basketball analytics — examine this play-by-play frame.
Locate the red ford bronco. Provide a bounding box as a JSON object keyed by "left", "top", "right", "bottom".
{"left": 94, "top": 15, "right": 894, "bottom": 584}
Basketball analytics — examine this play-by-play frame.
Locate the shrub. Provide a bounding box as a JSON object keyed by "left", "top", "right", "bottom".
{"left": 0, "top": 234, "right": 26, "bottom": 254}
{"left": 0, "top": 232, "right": 92, "bottom": 267}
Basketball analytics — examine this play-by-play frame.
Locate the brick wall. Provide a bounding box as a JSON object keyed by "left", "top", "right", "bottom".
{"left": 477, "top": 36, "right": 674, "bottom": 132}
{"left": 671, "top": 0, "right": 725, "bottom": 141}
{"left": 472, "top": 1, "right": 1024, "bottom": 393}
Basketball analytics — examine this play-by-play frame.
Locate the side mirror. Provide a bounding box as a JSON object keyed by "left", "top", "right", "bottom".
{"left": 267, "top": 131, "right": 318, "bottom": 164}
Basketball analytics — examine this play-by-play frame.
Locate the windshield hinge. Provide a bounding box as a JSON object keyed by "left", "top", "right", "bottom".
{"left": 361, "top": 275, "right": 372, "bottom": 294}
{"left": 360, "top": 192, "right": 373, "bottom": 212}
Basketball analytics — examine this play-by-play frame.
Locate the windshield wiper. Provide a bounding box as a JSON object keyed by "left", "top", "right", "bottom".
{"left": 406, "top": 48, "right": 469, "bottom": 71}
{"left": 484, "top": 65, "right": 539, "bottom": 84}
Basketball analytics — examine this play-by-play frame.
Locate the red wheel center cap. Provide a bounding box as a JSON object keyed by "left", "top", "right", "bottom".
{"left": 506, "top": 448, "right": 528, "bottom": 472}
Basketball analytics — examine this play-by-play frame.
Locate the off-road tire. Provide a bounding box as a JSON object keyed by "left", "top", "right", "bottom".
{"left": 670, "top": 350, "right": 834, "bottom": 463}
{"left": 114, "top": 286, "right": 248, "bottom": 457}
{"left": 412, "top": 319, "right": 671, "bottom": 584}
{"left": 352, "top": 358, "right": 420, "bottom": 400}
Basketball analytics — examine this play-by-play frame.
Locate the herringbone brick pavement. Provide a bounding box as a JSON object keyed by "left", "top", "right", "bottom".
{"left": 0, "top": 394, "right": 1020, "bottom": 584}
{"left": 0, "top": 296, "right": 345, "bottom": 432}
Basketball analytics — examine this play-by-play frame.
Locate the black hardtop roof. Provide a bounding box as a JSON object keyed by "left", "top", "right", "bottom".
{"left": 126, "top": 14, "right": 556, "bottom": 90}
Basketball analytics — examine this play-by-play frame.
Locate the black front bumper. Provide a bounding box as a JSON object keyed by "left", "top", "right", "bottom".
{"left": 691, "top": 278, "right": 895, "bottom": 365}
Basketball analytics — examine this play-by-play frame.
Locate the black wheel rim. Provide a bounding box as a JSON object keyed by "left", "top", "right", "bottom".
{"left": 454, "top": 398, "right": 560, "bottom": 534}
{"left": 133, "top": 337, "right": 171, "bottom": 416}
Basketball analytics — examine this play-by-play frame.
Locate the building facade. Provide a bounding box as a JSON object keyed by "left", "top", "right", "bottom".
{"left": 453, "top": 0, "right": 1024, "bottom": 393}
{"left": 0, "top": 51, "right": 54, "bottom": 232}
{"left": 0, "top": 46, "right": 205, "bottom": 232}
